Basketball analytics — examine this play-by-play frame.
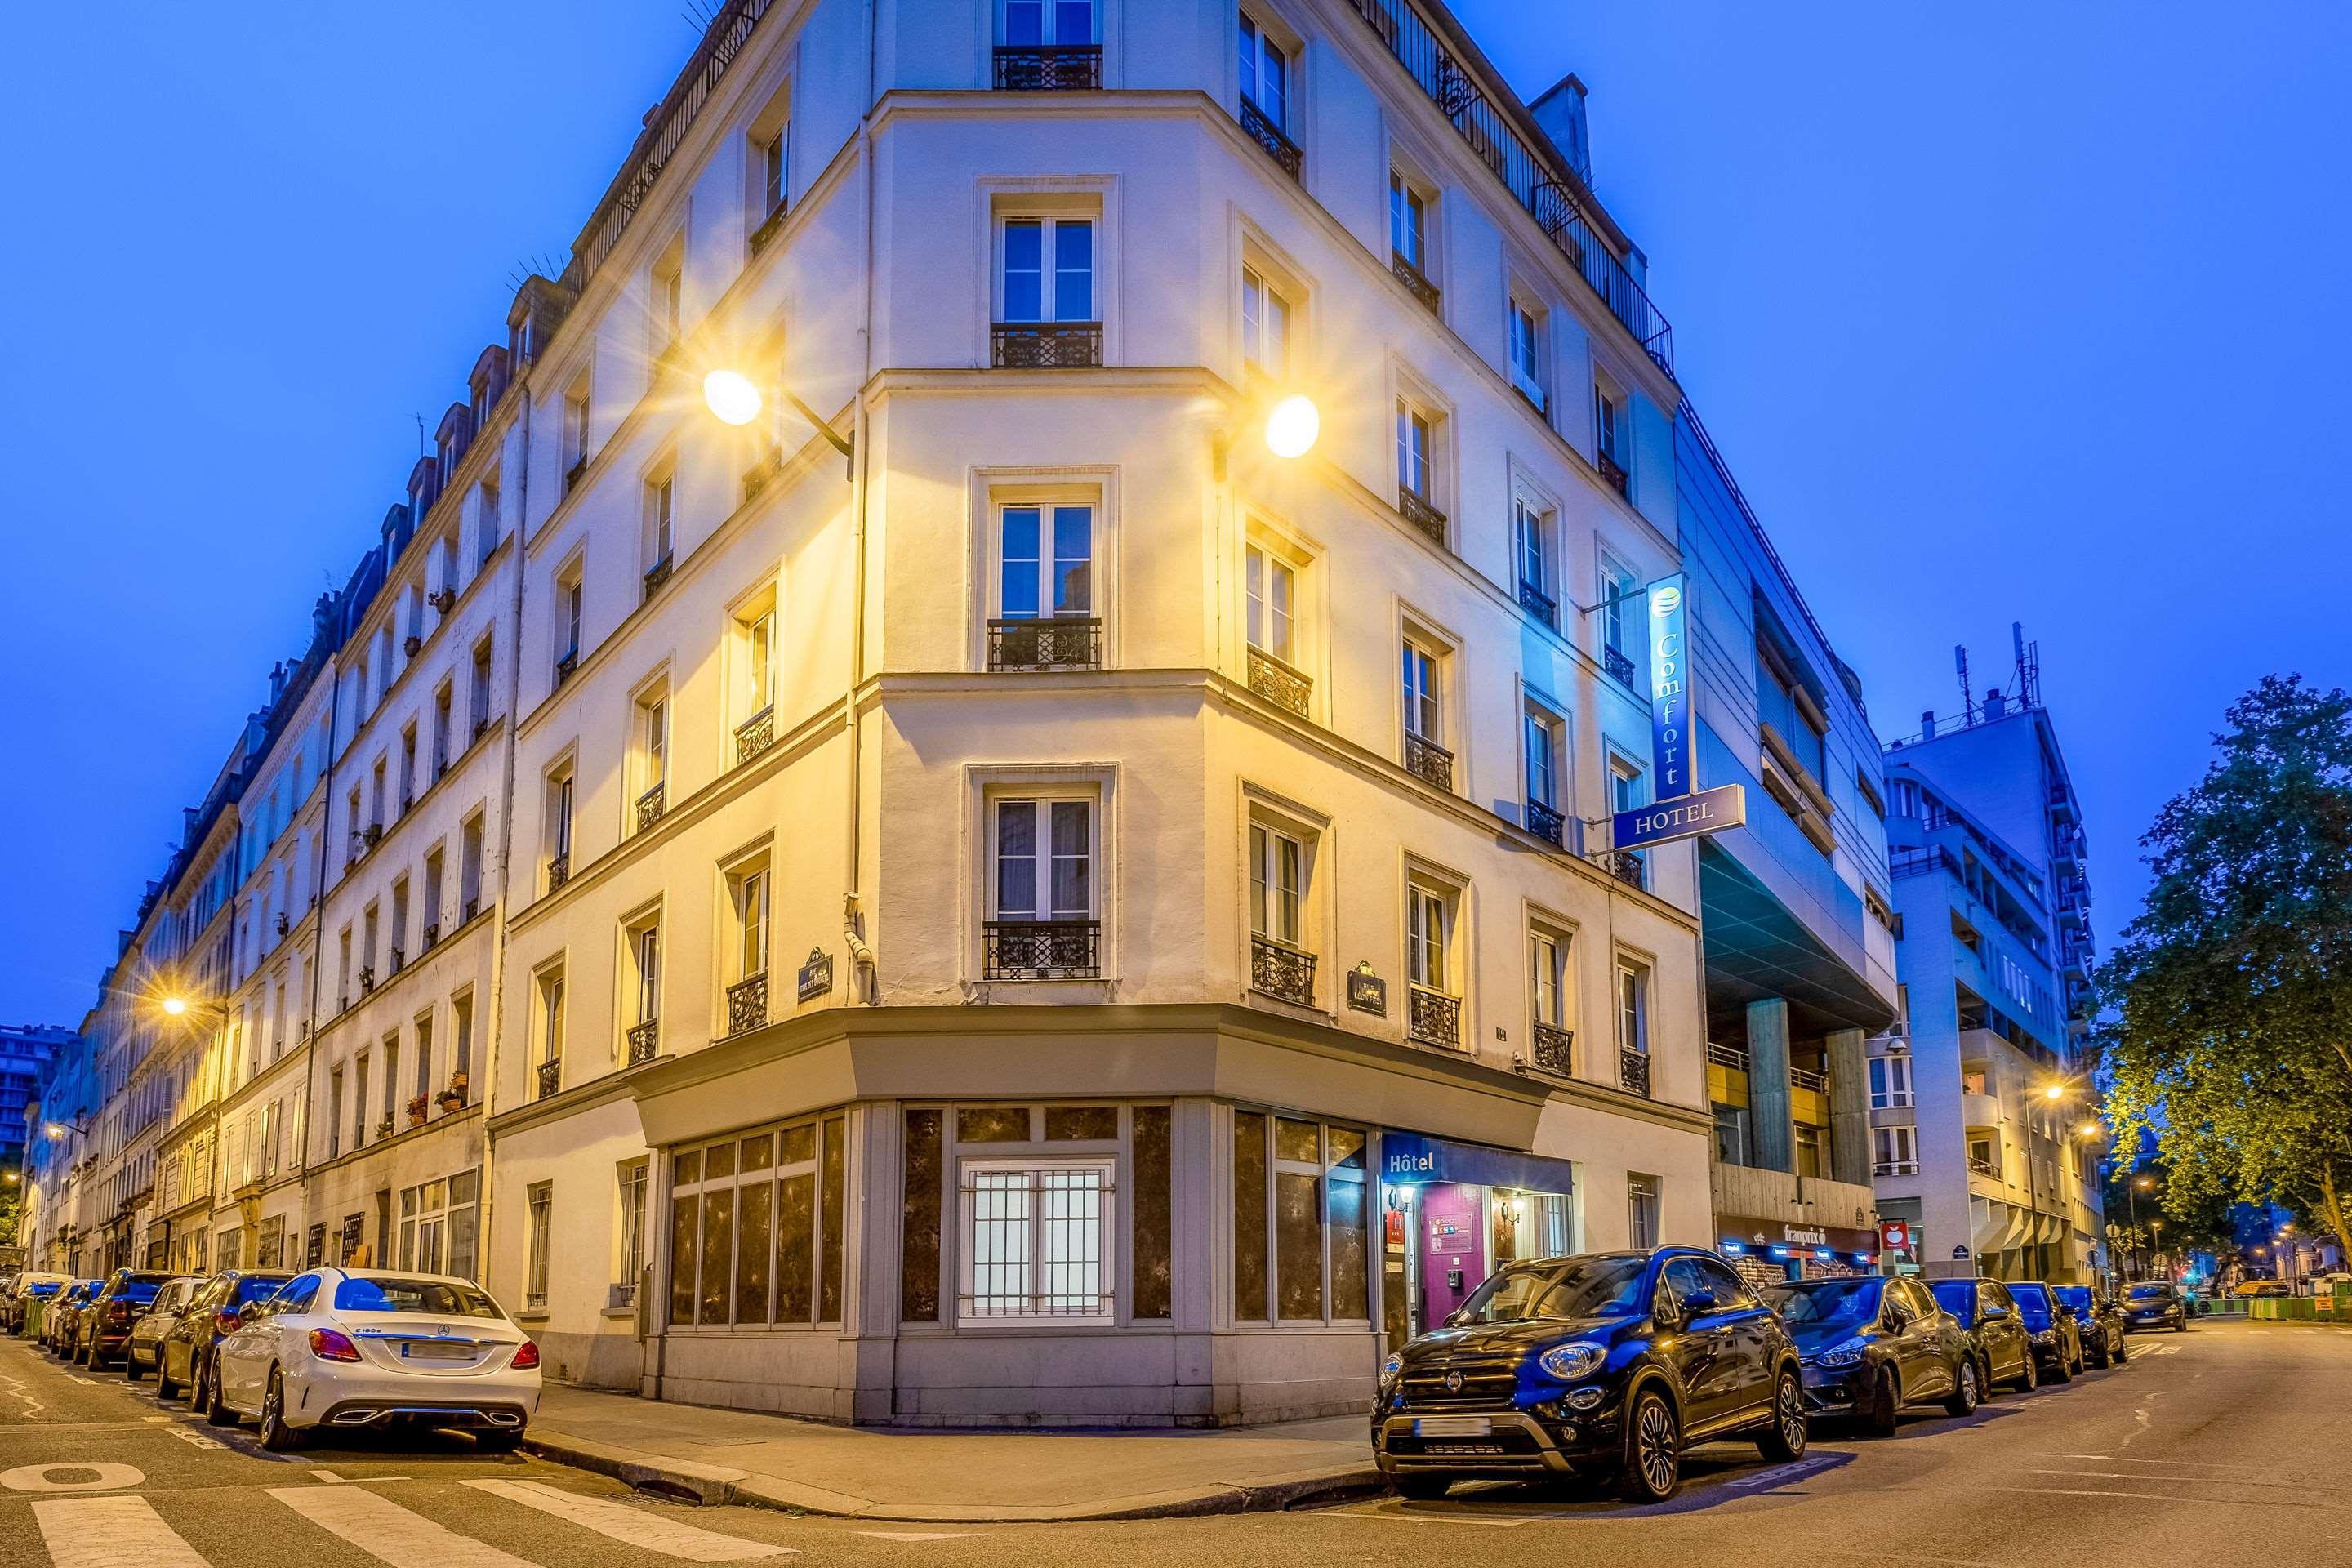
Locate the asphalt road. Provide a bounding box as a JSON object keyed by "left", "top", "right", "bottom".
{"left": 0, "top": 1317, "right": 2345, "bottom": 1567}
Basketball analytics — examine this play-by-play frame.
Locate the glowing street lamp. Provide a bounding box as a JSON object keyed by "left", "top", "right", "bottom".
{"left": 702, "top": 369, "right": 764, "bottom": 426}
{"left": 1264, "top": 394, "right": 1321, "bottom": 459}
{"left": 160, "top": 996, "right": 189, "bottom": 1018}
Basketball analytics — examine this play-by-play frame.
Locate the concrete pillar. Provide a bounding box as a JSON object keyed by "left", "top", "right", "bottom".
{"left": 1746, "top": 997, "right": 1795, "bottom": 1174}
{"left": 1826, "top": 1027, "right": 1870, "bottom": 1186}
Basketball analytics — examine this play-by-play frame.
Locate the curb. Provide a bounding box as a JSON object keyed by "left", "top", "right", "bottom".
{"left": 523, "top": 1429, "right": 1385, "bottom": 1522}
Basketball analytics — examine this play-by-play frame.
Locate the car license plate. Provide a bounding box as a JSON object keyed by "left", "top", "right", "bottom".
{"left": 402, "top": 1341, "right": 474, "bottom": 1361}
{"left": 1414, "top": 1415, "right": 1493, "bottom": 1438}
{"left": 1427, "top": 1442, "right": 1504, "bottom": 1455}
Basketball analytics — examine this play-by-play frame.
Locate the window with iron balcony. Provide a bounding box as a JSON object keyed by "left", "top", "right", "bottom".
{"left": 996, "top": 0, "right": 1101, "bottom": 89}
{"left": 1236, "top": 11, "right": 1299, "bottom": 180}
{"left": 986, "top": 796, "right": 1099, "bottom": 979}
{"left": 994, "top": 215, "right": 1100, "bottom": 368}
{"left": 991, "top": 503, "right": 1099, "bottom": 670}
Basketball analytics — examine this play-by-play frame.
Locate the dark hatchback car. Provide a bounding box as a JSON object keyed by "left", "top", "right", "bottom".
{"left": 2123, "top": 1281, "right": 2189, "bottom": 1332}
{"left": 1763, "top": 1276, "right": 1978, "bottom": 1434}
{"left": 74, "top": 1270, "right": 174, "bottom": 1369}
{"left": 2054, "top": 1286, "right": 2128, "bottom": 1366}
{"left": 1371, "top": 1246, "right": 1806, "bottom": 1503}
{"left": 43, "top": 1281, "right": 100, "bottom": 1354}
{"left": 1930, "top": 1277, "right": 2038, "bottom": 1393}
{"left": 2007, "top": 1283, "right": 2084, "bottom": 1381}
{"left": 153, "top": 1270, "right": 295, "bottom": 1403}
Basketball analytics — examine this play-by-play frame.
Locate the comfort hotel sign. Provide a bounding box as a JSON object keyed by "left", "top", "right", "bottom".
{"left": 1604, "top": 574, "right": 1746, "bottom": 854}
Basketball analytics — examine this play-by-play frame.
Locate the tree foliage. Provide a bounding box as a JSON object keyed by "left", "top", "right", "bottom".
{"left": 2099, "top": 675, "right": 2352, "bottom": 1263}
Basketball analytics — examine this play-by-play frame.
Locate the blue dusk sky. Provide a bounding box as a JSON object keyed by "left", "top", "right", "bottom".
{"left": 1, "top": 2, "right": 2345, "bottom": 1027}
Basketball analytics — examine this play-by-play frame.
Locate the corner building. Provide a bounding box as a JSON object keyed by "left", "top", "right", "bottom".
{"left": 488, "top": 0, "right": 1717, "bottom": 1423}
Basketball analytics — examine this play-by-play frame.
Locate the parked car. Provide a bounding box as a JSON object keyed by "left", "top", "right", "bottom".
{"left": 207, "top": 1267, "right": 541, "bottom": 1452}
{"left": 7, "top": 1274, "right": 71, "bottom": 1334}
{"left": 2008, "top": 1283, "right": 2084, "bottom": 1380}
{"left": 1762, "top": 1275, "right": 1979, "bottom": 1435}
{"left": 153, "top": 1269, "right": 296, "bottom": 1402}
{"left": 74, "top": 1270, "right": 176, "bottom": 1369}
{"left": 43, "top": 1281, "right": 100, "bottom": 1354}
{"left": 2125, "top": 1281, "right": 2192, "bottom": 1329}
{"left": 2053, "top": 1285, "right": 2128, "bottom": 1367}
{"left": 1927, "top": 1276, "right": 2038, "bottom": 1395}
{"left": 1371, "top": 1246, "right": 1806, "bottom": 1503}
{"left": 122, "top": 1278, "right": 202, "bottom": 1381}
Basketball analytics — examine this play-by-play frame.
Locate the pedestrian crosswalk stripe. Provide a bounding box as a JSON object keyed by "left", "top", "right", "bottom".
{"left": 461, "top": 1479, "right": 795, "bottom": 1560}
{"left": 269, "top": 1485, "right": 537, "bottom": 1568}
{"left": 33, "top": 1496, "right": 209, "bottom": 1568}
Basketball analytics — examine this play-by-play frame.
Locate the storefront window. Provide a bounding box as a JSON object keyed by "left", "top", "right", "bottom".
{"left": 1234, "top": 1109, "right": 1370, "bottom": 1325}
{"left": 666, "top": 1116, "right": 844, "bottom": 1328}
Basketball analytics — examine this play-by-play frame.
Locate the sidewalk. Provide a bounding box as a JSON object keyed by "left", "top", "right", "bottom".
{"left": 524, "top": 1382, "right": 1383, "bottom": 1522}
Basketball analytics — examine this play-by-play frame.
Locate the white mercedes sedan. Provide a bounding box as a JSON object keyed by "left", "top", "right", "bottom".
{"left": 205, "top": 1266, "right": 541, "bottom": 1450}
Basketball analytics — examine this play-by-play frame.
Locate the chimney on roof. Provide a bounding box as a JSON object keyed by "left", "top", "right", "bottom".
{"left": 1528, "top": 74, "right": 1592, "bottom": 184}
{"left": 268, "top": 661, "right": 288, "bottom": 704}
{"left": 1984, "top": 688, "right": 2007, "bottom": 719}
{"left": 1921, "top": 710, "right": 1936, "bottom": 742}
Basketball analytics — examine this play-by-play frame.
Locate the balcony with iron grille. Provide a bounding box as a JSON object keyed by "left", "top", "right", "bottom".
{"left": 1602, "top": 644, "right": 1637, "bottom": 687}
{"left": 1530, "top": 1021, "right": 1573, "bottom": 1076}
{"left": 1597, "top": 848, "right": 1645, "bottom": 890}
{"left": 635, "top": 782, "right": 666, "bottom": 833}
{"left": 1397, "top": 487, "right": 1447, "bottom": 547}
{"left": 1404, "top": 730, "right": 1453, "bottom": 791}
{"left": 626, "top": 1018, "right": 660, "bottom": 1066}
{"left": 1392, "top": 251, "right": 1441, "bottom": 315}
{"left": 727, "top": 972, "right": 769, "bottom": 1036}
{"left": 1250, "top": 935, "right": 1317, "bottom": 1008}
{"left": 1237, "top": 96, "right": 1301, "bottom": 181}
{"left": 1408, "top": 985, "right": 1461, "bottom": 1049}
{"left": 535, "top": 1058, "right": 562, "bottom": 1100}
{"left": 993, "top": 43, "right": 1102, "bottom": 90}
{"left": 991, "top": 322, "right": 1102, "bottom": 368}
{"left": 1597, "top": 449, "right": 1629, "bottom": 498}
{"left": 735, "top": 706, "right": 775, "bottom": 765}
{"left": 988, "top": 617, "right": 1102, "bottom": 671}
{"left": 1525, "top": 796, "right": 1565, "bottom": 849}
{"left": 1619, "top": 1045, "right": 1651, "bottom": 1097}
{"left": 642, "top": 555, "right": 674, "bottom": 600}
{"left": 1246, "top": 644, "right": 1312, "bottom": 716}
{"left": 546, "top": 853, "right": 571, "bottom": 893}
{"left": 1516, "top": 577, "right": 1557, "bottom": 629}
{"left": 983, "top": 920, "right": 1102, "bottom": 980}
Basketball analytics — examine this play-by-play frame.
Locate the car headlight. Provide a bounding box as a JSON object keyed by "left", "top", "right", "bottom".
{"left": 1815, "top": 1335, "right": 1872, "bottom": 1368}
{"left": 1379, "top": 1352, "right": 1404, "bottom": 1388}
{"left": 1537, "top": 1342, "right": 1606, "bottom": 1381}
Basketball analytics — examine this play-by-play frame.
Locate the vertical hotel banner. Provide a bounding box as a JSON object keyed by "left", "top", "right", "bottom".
{"left": 1646, "top": 573, "right": 1690, "bottom": 800}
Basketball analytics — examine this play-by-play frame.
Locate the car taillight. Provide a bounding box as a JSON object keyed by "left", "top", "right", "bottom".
{"left": 308, "top": 1328, "right": 362, "bottom": 1363}
{"left": 216, "top": 1309, "right": 242, "bottom": 1334}
{"left": 510, "top": 1339, "right": 541, "bottom": 1370}
{"left": 109, "top": 1303, "right": 131, "bottom": 1321}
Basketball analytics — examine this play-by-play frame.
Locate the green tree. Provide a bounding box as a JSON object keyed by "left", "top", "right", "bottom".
{"left": 2100, "top": 675, "right": 2352, "bottom": 1264}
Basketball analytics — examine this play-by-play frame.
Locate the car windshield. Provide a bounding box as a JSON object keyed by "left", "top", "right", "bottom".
{"left": 2051, "top": 1286, "right": 2091, "bottom": 1313}
{"left": 333, "top": 1276, "right": 502, "bottom": 1319}
{"left": 2010, "top": 1286, "right": 2055, "bottom": 1330}
{"left": 232, "top": 1276, "right": 296, "bottom": 1305}
{"left": 2127, "top": 1284, "right": 2174, "bottom": 1300}
{"left": 1763, "top": 1277, "right": 1883, "bottom": 1326}
{"left": 1927, "top": 1281, "right": 1977, "bottom": 1321}
{"left": 116, "top": 1280, "right": 163, "bottom": 1304}
{"left": 1453, "top": 1257, "right": 1648, "bottom": 1325}
{"left": 25, "top": 1283, "right": 61, "bottom": 1298}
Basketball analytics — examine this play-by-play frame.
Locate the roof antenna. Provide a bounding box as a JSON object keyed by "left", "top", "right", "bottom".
{"left": 2012, "top": 621, "right": 2042, "bottom": 710}
{"left": 415, "top": 413, "right": 428, "bottom": 457}
{"left": 1953, "top": 644, "right": 1972, "bottom": 726}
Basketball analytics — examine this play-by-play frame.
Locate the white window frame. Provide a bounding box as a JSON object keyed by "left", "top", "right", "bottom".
{"left": 1405, "top": 883, "right": 1451, "bottom": 994}
{"left": 1396, "top": 399, "right": 1436, "bottom": 501}
{"left": 1388, "top": 170, "right": 1428, "bottom": 271}
{"left": 996, "top": 501, "right": 1095, "bottom": 621}
{"left": 1617, "top": 958, "right": 1650, "bottom": 1058}
{"left": 1869, "top": 1054, "right": 1915, "bottom": 1110}
{"left": 1241, "top": 265, "right": 1292, "bottom": 378}
{"left": 996, "top": 215, "right": 1098, "bottom": 325}
{"left": 1237, "top": 9, "right": 1291, "bottom": 131}
{"left": 1529, "top": 926, "right": 1570, "bottom": 1030}
{"left": 1524, "top": 705, "right": 1561, "bottom": 812}
{"left": 1401, "top": 635, "right": 1443, "bottom": 744}
{"left": 1250, "top": 822, "right": 1304, "bottom": 947}
{"left": 1874, "top": 1124, "right": 1920, "bottom": 1176}
{"left": 730, "top": 862, "right": 771, "bottom": 983}
{"left": 989, "top": 795, "right": 1097, "bottom": 922}
{"left": 1508, "top": 293, "right": 1547, "bottom": 411}
{"left": 957, "top": 1156, "right": 1116, "bottom": 1325}
{"left": 1245, "top": 542, "right": 1294, "bottom": 662}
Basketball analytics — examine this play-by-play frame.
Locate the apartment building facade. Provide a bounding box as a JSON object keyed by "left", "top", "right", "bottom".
{"left": 0, "top": 1025, "right": 71, "bottom": 1175}
{"left": 1672, "top": 408, "right": 1900, "bottom": 1290}
{"left": 1873, "top": 671, "right": 2103, "bottom": 1283}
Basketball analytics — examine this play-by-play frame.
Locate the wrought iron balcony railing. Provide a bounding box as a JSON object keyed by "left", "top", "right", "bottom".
{"left": 1404, "top": 730, "right": 1453, "bottom": 791}
{"left": 1516, "top": 577, "right": 1557, "bottom": 628}
{"left": 1392, "top": 251, "right": 1441, "bottom": 314}
{"left": 1619, "top": 1045, "right": 1651, "bottom": 1097}
{"left": 643, "top": 555, "right": 674, "bottom": 599}
{"left": 626, "top": 1018, "right": 660, "bottom": 1066}
{"left": 983, "top": 919, "right": 1102, "bottom": 980}
{"left": 1597, "top": 848, "right": 1646, "bottom": 890}
{"left": 1601, "top": 644, "right": 1637, "bottom": 687}
{"left": 1237, "top": 96, "right": 1301, "bottom": 181}
{"left": 636, "top": 782, "right": 666, "bottom": 833}
{"left": 727, "top": 972, "right": 769, "bottom": 1035}
{"left": 991, "top": 322, "right": 1102, "bottom": 368}
{"left": 988, "top": 616, "right": 1102, "bottom": 671}
{"left": 547, "top": 852, "right": 571, "bottom": 893}
{"left": 993, "top": 42, "right": 1102, "bottom": 90}
{"left": 1530, "top": 1021, "right": 1573, "bottom": 1076}
{"left": 1246, "top": 644, "right": 1311, "bottom": 717}
{"left": 1250, "top": 935, "right": 1317, "bottom": 1008}
{"left": 536, "top": 1058, "right": 562, "bottom": 1100}
{"left": 735, "top": 705, "right": 775, "bottom": 765}
{"left": 1525, "top": 797, "right": 1566, "bottom": 848}
{"left": 1397, "top": 488, "right": 1447, "bottom": 547}
{"left": 1597, "top": 449, "right": 1629, "bottom": 498}
{"left": 1408, "top": 984, "right": 1461, "bottom": 1048}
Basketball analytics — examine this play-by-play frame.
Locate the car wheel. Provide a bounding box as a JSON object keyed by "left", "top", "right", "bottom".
{"left": 1757, "top": 1370, "right": 1807, "bottom": 1462}
{"left": 154, "top": 1355, "right": 178, "bottom": 1401}
{"left": 1617, "top": 1388, "right": 1682, "bottom": 1503}
{"left": 1392, "top": 1473, "right": 1451, "bottom": 1500}
{"left": 2047, "top": 1352, "right": 2072, "bottom": 1385}
{"left": 1944, "top": 1356, "right": 1980, "bottom": 1417}
{"left": 202, "top": 1360, "right": 237, "bottom": 1428}
{"left": 123, "top": 1351, "right": 145, "bottom": 1383}
{"left": 259, "top": 1370, "right": 305, "bottom": 1452}
{"left": 2112, "top": 1336, "right": 2127, "bottom": 1365}
{"left": 2012, "top": 1350, "right": 2038, "bottom": 1394}
{"left": 1862, "top": 1366, "right": 1900, "bottom": 1437}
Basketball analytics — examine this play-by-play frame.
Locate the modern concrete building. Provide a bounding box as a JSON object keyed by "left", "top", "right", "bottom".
{"left": 1871, "top": 650, "right": 2103, "bottom": 1283}
{"left": 0, "top": 1026, "right": 72, "bottom": 1175}
{"left": 1672, "top": 408, "right": 1900, "bottom": 1289}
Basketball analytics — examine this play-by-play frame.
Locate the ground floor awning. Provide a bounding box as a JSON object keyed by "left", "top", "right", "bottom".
{"left": 1375, "top": 1130, "right": 1575, "bottom": 1193}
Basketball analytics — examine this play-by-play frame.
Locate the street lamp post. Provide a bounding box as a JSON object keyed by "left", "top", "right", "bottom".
{"left": 2128, "top": 1175, "right": 2154, "bottom": 1281}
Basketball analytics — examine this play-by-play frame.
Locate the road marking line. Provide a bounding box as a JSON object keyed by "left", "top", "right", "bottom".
{"left": 270, "top": 1485, "right": 539, "bottom": 1567}
{"left": 66, "top": 1376, "right": 96, "bottom": 1386}
{"left": 33, "top": 1496, "right": 209, "bottom": 1568}
{"left": 857, "top": 1531, "right": 982, "bottom": 1542}
{"left": 166, "top": 1429, "right": 225, "bottom": 1452}
{"left": 1728, "top": 1457, "right": 1834, "bottom": 1489}
{"left": 310, "top": 1468, "right": 413, "bottom": 1483}
{"left": 460, "top": 1479, "right": 795, "bottom": 1561}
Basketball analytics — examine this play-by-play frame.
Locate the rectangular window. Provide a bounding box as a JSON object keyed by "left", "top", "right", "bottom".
{"left": 539, "top": 971, "right": 566, "bottom": 1067}
{"left": 1401, "top": 639, "right": 1441, "bottom": 742}
{"left": 1005, "top": 0, "right": 1096, "bottom": 43}
{"left": 1249, "top": 822, "right": 1303, "bottom": 946}
{"left": 1396, "top": 401, "right": 1433, "bottom": 499}
{"left": 993, "top": 798, "right": 1092, "bottom": 922}
{"left": 1241, "top": 267, "right": 1290, "bottom": 377}
{"left": 651, "top": 252, "right": 683, "bottom": 355}
{"left": 1601, "top": 559, "right": 1639, "bottom": 662}
{"left": 1237, "top": 12, "right": 1288, "bottom": 128}
{"left": 1000, "top": 217, "right": 1094, "bottom": 323}
{"left": 1245, "top": 544, "right": 1294, "bottom": 663}
{"left": 1525, "top": 710, "right": 1560, "bottom": 810}
{"left": 1868, "top": 1054, "right": 1915, "bottom": 1110}
{"left": 961, "top": 1160, "right": 1113, "bottom": 1321}
{"left": 760, "top": 131, "right": 787, "bottom": 216}
{"left": 470, "top": 637, "right": 493, "bottom": 733}
{"left": 1388, "top": 172, "right": 1427, "bottom": 270}
{"left": 1617, "top": 960, "right": 1649, "bottom": 1058}
{"left": 526, "top": 1183, "right": 552, "bottom": 1308}
{"left": 559, "top": 576, "right": 583, "bottom": 664}
{"left": 478, "top": 479, "right": 501, "bottom": 564}
{"left": 546, "top": 770, "right": 574, "bottom": 881}
{"left": 431, "top": 685, "right": 452, "bottom": 779}
{"left": 1873, "top": 1124, "right": 1919, "bottom": 1175}
{"left": 1627, "top": 1174, "right": 1659, "bottom": 1250}
{"left": 1231, "top": 1111, "right": 1366, "bottom": 1325}
{"left": 460, "top": 815, "right": 484, "bottom": 915}
{"left": 1515, "top": 498, "right": 1553, "bottom": 619}
{"left": 617, "top": 1160, "right": 650, "bottom": 1297}
{"left": 1508, "top": 299, "right": 1546, "bottom": 409}
{"left": 563, "top": 387, "right": 590, "bottom": 478}
{"left": 733, "top": 866, "right": 769, "bottom": 981}
{"left": 1530, "top": 929, "right": 1567, "bottom": 1028}
{"left": 1406, "top": 886, "right": 1448, "bottom": 991}
{"left": 633, "top": 924, "right": 661, "bottom": 1025}
{"left": 646, "top": 477, "right": 675, "bottom": 568}
{"left": 998, "top": 505, "right": 1093, "bottom": 619}
{"left": 742, "top": 607, "right": 775, "bottom": 719}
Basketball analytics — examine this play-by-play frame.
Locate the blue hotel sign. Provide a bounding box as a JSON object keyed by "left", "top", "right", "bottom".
{"left": 1380, "top": 1132, "right": 1444, "bottom": 1183}
{"left": 1646, "top": 574, "right": 1691, "bottom": 797}
{"left": 1611, "top": 783, "right": 1747, "bottom": 853}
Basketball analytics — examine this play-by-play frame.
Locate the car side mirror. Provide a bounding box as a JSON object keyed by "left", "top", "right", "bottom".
{"left": 1983, "top": 1304, "right": 2009, "bottom": 1319}
{"left": 1443, "top": 1309, "right": 1469, "bottom": 1329}
{"left": 1680, "top": 1289, "right": 1717, "bottom": 1314}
